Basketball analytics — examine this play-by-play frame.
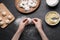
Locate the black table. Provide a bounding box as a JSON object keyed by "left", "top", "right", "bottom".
{"left": 0, "top": 0, "right": 60, "bottom": 40}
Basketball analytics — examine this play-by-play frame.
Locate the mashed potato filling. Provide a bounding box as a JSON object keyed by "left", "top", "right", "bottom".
{"left": 45, "top": 11, "right": 60, "bottom": 25}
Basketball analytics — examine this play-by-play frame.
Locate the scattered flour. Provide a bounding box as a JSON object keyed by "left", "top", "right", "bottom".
{"left": 14, "top": 16, "right": 32, "bottom": 26}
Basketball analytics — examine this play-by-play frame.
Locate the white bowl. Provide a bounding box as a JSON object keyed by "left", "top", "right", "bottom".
{"left": 46, "top": 0, "right": 59, "bottom": 7}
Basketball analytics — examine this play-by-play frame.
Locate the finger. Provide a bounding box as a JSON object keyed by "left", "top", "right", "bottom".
{"left": 23, "top": 18, "right": 28, "bottom": 23}
{"left": 33, "top": 18, "right": 38, "bottom": 22}
{"left": 39, "top": 19, "right": 42, "bottom": 23}
{"left": 24, "top": 19, "right": 29, "bottom": 24}
{"left": 32, "top": 19, "right": 37, "bottom": 24}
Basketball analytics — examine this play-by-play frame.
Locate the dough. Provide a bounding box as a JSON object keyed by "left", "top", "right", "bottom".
{"left": 19, "top": 1, "right": 28, "bottom": 8}
{"left": 0, "top": 17, "right": 2, "bottom": 21}
{"left": 2, "top": 11, "right": 6, "bottom": 16}
{"left": 33, "top": 0, "right": 37, "bottom": 3}
{"left": 28, "top": 0, "right": 37, "bottom": 7}
{"left": 7, "top": 15, "right": 12, "bottom": 20}
{"left": 28, "top": 2, "right": 36, "bottom": 7}
{"left": 5, "top": 19, "right": 10, "bottom": 24}
{"left": 19, "top": 0, "right": 37, "bottom": 11}
{"left": 24, "top": 5, "right": 30, "bottom": 11}
{"left": 19, "top": 3, "right": 24, "bottom": 7}
{"left": 27, "top": 18, "right": 32, "bottom": 24}
{"left": 0, "top": 21, "right": 4, "bottom": 25}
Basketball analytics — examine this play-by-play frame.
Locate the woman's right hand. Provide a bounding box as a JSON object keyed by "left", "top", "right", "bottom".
{"left": 32, "top": 18, "right": 42, "bottom": 30}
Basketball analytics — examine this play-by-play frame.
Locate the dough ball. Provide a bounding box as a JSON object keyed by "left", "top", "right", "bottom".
{"left": 19, "top": 1, "right": 28, "bottom": 8}
{"left": 0, "top": 21, "right": 4, "bottom": 25}
{"left": 7, "top": 15, "right": 12, "bottom": 20}
{"left": 28, "top": 0, "right": 33, "bottom": 3}
{"left": 27, "top": 18, "right": 32, "bottom": 24}
{"left": 15, "top": 18, "right": 22, "bottom": 26}
{"left": 33, "top": 0, "right": 37, "bottom": 3}
{"left": 0, "top": 17, "right": 2, "bottom": 21}
{"left": 24, "top": 6, "right": 30, "bottom": 11}
{"left": 5, "top": 19, "right": 10, "bottom": 24}
{"left": 2, "top": 11, "right": 6, "bottom": 16}
{"left": 19, "top": 3, "right": 24, "bottom": 7}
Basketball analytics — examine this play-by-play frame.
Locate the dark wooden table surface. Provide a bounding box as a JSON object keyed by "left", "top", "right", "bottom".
{"left": 0, "top": 0, "right": 60, "bottom": 40}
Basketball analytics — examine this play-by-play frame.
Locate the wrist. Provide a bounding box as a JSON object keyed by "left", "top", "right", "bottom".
{"left": 36, "top": 26, "right": 42, "bottom": 30}
{"left": 38, "top": 28, "right": 43, "bottom": 31}
{"left": 36, "top": 26, "right": 43, "bottom": 32}
{"left": 19, "top": 24, "right": 25, "bottom": 27}
{"left": 17, "top": 26, "right": 24, "bottom": 33}
{"left": 16, "top": 29, "right": 23, "bottom": 34}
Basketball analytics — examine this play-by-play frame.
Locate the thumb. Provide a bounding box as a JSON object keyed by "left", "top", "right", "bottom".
{"left": 32, "top": 19, "right": 37, "bottom": 24}
{"left": 23, "top": 19, "right": 28, "bottom": 24}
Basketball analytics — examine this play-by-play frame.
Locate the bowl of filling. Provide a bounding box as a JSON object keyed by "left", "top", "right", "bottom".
{"left": 45, "top": 11, "right": 60, "bottom": 26}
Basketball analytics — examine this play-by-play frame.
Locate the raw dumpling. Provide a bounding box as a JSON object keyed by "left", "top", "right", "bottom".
{"left": 0, "top": 21, "right": 4, "bottom": 25}
{"left": 27, "top": 18, "right": 32, "bottom": 24}
{"left": 33, "top": 0, "right": 37, "bottom": 3}
{"left": 19, "top": 0, "right": 37, "bottom": 11}
{"left": 7, "top": 15, "right": 12, "bottom": 20}
{"left": 2, "top": 11, "right": 6, "bottom": 16}
{"left": 5, "top": 19, "right": 10, "bottom": 24}
{"left": 0, "top": 17, "right": 2, "bottom": 21}
{"left": 28, "top": 0, "right": 37, "bottom": 7}
{"left": 24, "top": 5, "right": 30, "bottom": 11}
{"left": 19, "top": 1, "right": 28, "bottom": 8}
{"left": 28, "top": 2, "right": 36, "bottom": 7}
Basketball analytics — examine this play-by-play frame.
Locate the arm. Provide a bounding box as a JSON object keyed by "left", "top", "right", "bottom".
{"left": 37, "top": 28, "right": 48, "bottom": 40}
{"left": 32, "top": 18, "right": 49, "bottom": 40}
{"left": 11, "top": 26, "right": 24, "bottom": 40}
{"left": 12, "top": 18, "right": 28, "bottom": 40}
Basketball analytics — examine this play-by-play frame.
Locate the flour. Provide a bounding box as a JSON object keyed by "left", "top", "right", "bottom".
{"left": 14, "top": 16, "right": 26, "bottom": 26}
{"left": 14, "top": 16, "right": 32, "bottom": 26}
{"left": 46, "top": 0, "right": 59, "bottom": 7}
{"left": 14, "top": 18, "right": 21, "bottom": 26}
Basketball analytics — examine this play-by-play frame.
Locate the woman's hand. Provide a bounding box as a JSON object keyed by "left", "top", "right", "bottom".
{"left": 12, "top": 18, "right": 29, "bottom": 40}
{"left": 18, "top": 18, "right": 29, "bottom": 32}
{"left": 32, "top": 18, "right": 48, "bottom": 40}
{"left": 32, "top": 18, "right": 42, "bottom": 30}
